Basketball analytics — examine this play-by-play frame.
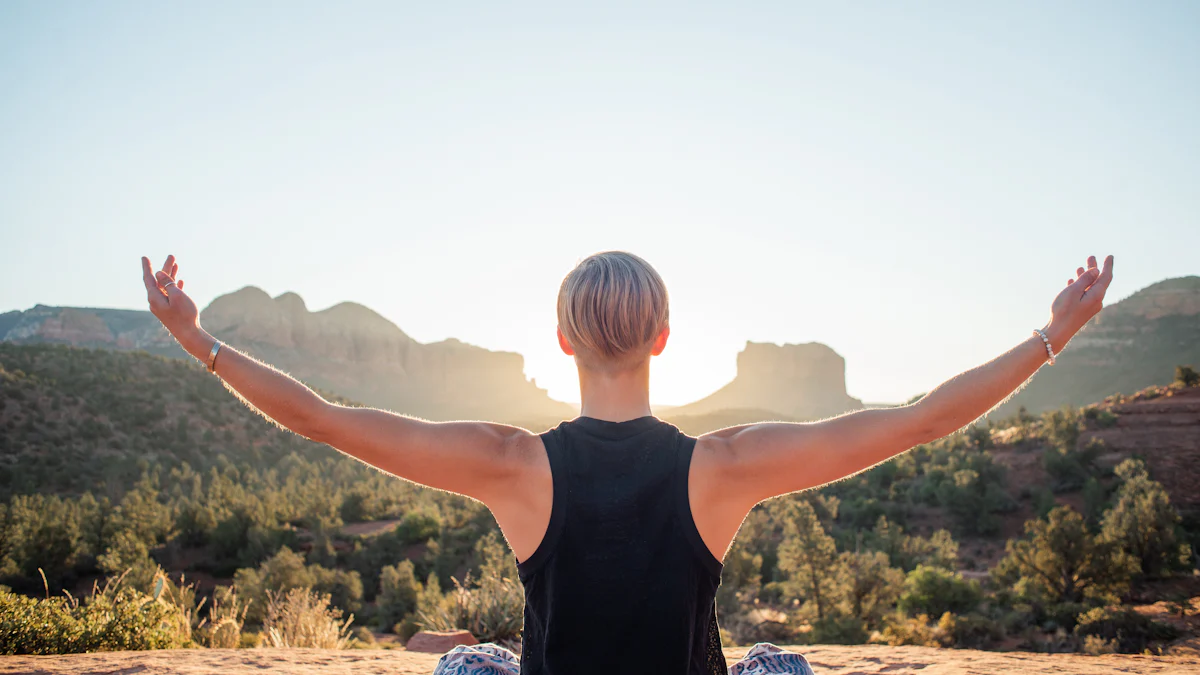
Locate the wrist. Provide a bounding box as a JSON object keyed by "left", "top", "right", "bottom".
{"left": 177, "top": 325, "right": 216, "bottom": 362}
{"left": 1040, "top": 320, "right": 1076, "bottom": 355}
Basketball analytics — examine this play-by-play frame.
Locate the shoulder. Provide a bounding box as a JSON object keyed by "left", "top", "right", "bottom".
{"left": 692, "top": 432, "right": 738, "bottom": 475}
{"left": 505, "top": 425, "right": 551, "bottom": 474}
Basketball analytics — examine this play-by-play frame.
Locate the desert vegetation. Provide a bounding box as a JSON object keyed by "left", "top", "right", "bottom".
{"left": 0, "top": 343, "right": 1197, "bottom": 655}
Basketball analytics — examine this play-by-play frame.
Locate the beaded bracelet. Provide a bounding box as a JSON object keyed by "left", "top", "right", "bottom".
{"left": 1032, "top": 328, "right": 1056, "bottom": 366}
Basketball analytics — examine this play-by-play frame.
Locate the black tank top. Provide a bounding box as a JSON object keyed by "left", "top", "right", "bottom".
{"left": 515, "top": 416, "right": 726, "bottom": 675}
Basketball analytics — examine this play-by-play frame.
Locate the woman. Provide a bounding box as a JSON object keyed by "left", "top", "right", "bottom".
{"left": 140, "top": 250, "right": 1114, "bottom": 674}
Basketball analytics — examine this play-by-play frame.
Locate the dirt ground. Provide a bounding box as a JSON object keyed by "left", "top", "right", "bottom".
{"left": 3, "top": 644, "right": 1199, "bottom": 675}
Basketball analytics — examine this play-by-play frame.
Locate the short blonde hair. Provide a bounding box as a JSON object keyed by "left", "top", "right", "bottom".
{"left": 557, "top": 251, "right": 669, "bottom": 368}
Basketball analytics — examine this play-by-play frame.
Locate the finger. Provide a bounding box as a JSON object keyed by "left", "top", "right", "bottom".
{"left": 177, "top": 279, "right": 184, "bottom": 291}
{"left": 1070, "top": 266, "right": 1100, "bottom": 293}
{"left": 1089, "top": 255, "right": 1115, "bottom": 297}
{"left": 155, "top": 270, "right": 182, "bottom": 300}
{"left": 141, "top": 257, "right": 158, "bottom": 292}
{"left": 170, "top": 261, "right": 179, "bottom": 279}
{"left": 1087, "top": 255, "right": 1098, "bottom": 271}
{"left": 1076, "top": 267, "right": 1085, "bottom": 279}
{"left": 161, "top": 255, "right": 176, "bottom": 280}
{"left": 142, "top": 257, "right": 168, "bottom": 307}
{"left": 1067, "top": 278, "right": 1074, "bottom": 288}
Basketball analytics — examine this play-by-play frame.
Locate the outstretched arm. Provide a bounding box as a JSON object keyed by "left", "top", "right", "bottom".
{"left": 139, "top": 255, "right": 542, "bottom": 507}
{"left": 699, "top": 255, "right": 1115, "bottom": 510}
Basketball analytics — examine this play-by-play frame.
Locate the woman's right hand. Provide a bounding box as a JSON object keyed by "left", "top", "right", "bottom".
{"left": 141, "top": 254, "right": 209, "bottom": 358}
{"left": 1043, "top": 254, "right": 1115, "bottom": 351}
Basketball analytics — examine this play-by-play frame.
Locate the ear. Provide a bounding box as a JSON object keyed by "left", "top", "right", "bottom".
{"left": 557, "top": 326, "right": 575, "bottom": 356}
{"left": 650, "top": 324, "right": 670, "bottom": 356}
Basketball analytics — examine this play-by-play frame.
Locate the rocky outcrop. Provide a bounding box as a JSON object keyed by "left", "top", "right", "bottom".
{"left": 0, "top": 305, "right": 182, "bottom": 356}
{"left": 1082, "top": 386, "right": 1200, "bottom": 511}
{"left": 198, "top": 287, "right": 576, "bottom": 423}
{"left": 0, "top": 289, "right": 577, "bottom": 424}
{"left": 404, "top": 629, "right": 478, "bottom": 653}
{"left": 998, "top": 276, "right": 1200, "bottom": 417}
{"left": 666, "top": 341, "right": 863, "bottom": 421}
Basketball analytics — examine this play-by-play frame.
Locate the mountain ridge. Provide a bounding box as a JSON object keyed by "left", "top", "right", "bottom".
{"left": 4, "top": 275, "right": 1198, "bottom": 422}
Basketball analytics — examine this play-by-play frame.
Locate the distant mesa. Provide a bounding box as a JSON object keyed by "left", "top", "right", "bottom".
{"left": 667, "top": 341, "right": 864, "bottom": 422}
{"left": 199, "top": 286, "right": 577, "bottom": 423}
{"left": 0, "top": 287, "right": 577, "bottom": 424}
{"left": 0, "top": 304, "right": 180, "bottom": 355}
{"left": 6, "top": 275, "right": 1195, "bottom": 425}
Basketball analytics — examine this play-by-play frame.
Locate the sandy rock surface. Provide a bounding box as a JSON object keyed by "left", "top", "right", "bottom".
{"left": 3, "top": 644, "right": 1200, "bottom": 675}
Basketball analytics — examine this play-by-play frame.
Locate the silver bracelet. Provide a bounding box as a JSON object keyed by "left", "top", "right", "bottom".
{"left": 1032, "top": 328, "right": 1055, "bottom": 366}
{"left": 207, "top": 340, "right": 223, "bottom": 373}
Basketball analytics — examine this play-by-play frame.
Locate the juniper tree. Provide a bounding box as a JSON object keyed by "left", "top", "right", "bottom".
{"left": 776, "top": 500, "right": 840, "bottom": 620}
{"left": 1100, "top": 459, "right": 1192, "bottom": 578}
{"left": 994, "top": 506, "right": 1136, "bottom": 606}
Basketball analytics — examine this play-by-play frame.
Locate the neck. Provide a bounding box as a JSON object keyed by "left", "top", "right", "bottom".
{"left": 577, "top": 360, "right": 653, "bottom": 422}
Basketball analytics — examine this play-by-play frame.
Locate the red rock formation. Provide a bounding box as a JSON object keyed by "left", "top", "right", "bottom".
{"left": 199, "top": 287, "right": 576, "bottom": 423}
{"left": 666, "top": 341, "right": 863, "bottom": 421}
{"left": 35, "top": 308, "right": 115, "bottom": 344}
{"left": 404, "top": 629, "right": 478, "bottom": 653}
{"left": 1082, "top": 386, "right": 1200, "bottom": 510}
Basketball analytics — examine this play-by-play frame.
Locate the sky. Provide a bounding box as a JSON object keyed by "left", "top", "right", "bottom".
{"left": 1, "top": 1, "right": 1197, "bottom": 406}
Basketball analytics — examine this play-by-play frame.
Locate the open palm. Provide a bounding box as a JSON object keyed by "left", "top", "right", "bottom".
{"left": 141, "top": 254, "right": 200, "bottom": 339}
{"left": 1048, "top": 254, "right": 1115, "bottom": 344}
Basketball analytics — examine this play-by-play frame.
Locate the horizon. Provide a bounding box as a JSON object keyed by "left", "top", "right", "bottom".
{"left": 3, "top": 2, "right": 1198, "bottom": 405}
{"left": 2, "top": 270, "right": 1191, "bottom": 408}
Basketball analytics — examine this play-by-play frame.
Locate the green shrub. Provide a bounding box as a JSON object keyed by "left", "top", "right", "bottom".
{"left": 878, "top": 611, "right": 955, "bottom": 647}
{"left": 416, "top": 532, "right": 523, "bottom": 644}
{"left": 948, "top": 612, "right": 1005, "bottom": 649}
{"left": 865, "top": 516, "right": 958, "bottom": 572}
{"left": 1042, "top": 407, "right": 1081, "bottom": 452}
{"left": 1100, "top": 459, "right": 1193, "bottom": 578}
{"left": 934, "top": 467, "right": 1012, "bottom": 536}
{"left": 396, "top": 509, "right": 442, "bottom": 544}
{"left": 0, "top": 580, "right": 188, "bottom": 654}
{"left": 1176, "top": 365, "right": 1199, "bottom": 388}
{"left": 1074, "top": 605, "right": 1179, "bottom": 654}
{"left": 377, "top": 560, "right": 420, "bottom": 630}
{"left": 994, "top": 506, "right": 1136, "bottom": 606}
{"left": 233, "top": 547, "right": 363, "bottom": 624}
{"left": 898, "top": 565, "right": 982, "bottom": 618}
{"left": 808, "top": 615, "right": 868, "bottom": 645}
{"left": 1043, "top": 439, "right": 1104, "bottom": 493}
{"left": 1082, "top": 407, "right": 1119, "bottom": 429}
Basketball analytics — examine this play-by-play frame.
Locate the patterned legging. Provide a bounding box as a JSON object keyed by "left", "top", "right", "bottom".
{"left": 432, "top": 642, "right": 815, "bottom": 675}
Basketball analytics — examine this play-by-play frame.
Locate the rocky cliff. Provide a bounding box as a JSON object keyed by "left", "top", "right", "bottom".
{"left": 997, "top": 276, "right": 1200, "bottom": 417}
{"left": 199, "top": 286, "right": 576, "bottom": 422}
{"left": 0, "top": 289, "right": 576, "bottom": 424}
{"left": 0, "top": 305, "right": 183, "bottom": 356}
{"left": 666, "top": 341, "right": 863, "bottom": 421}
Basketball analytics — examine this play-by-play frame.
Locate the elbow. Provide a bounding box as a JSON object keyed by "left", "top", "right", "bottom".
{"left": 294, "top": 403, "right": 334, "bottom": 445}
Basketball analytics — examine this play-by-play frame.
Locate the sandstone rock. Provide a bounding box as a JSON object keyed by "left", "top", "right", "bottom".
{"left": 667, "top": 341, "right": 863, "bottom": 421}
{"left": 1, "top": 305, "right": 179, "bottom": 354}
{"left": 0, "top": 290, "right": 577, "bottom": 424}
{"left": 199, "top": 286, "right": 577, "bottom": 423}
{"left": 1081, "top": 386, "right": 1200, "bottom": 509}
{"left": 404, "top": 629, "right": 478, "bottom": 653}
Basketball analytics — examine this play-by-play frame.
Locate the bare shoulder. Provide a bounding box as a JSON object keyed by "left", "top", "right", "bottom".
{"left": 504, "top": 425, "right": 550, "bottom": 471}
{"left": 688, "top": 429, "right": 761, "bottom": 562}
{"left": 690, "top": 431, "right": 747, "bottom": 500}
{"left": 693, "top": 423, "right": 759, "bottom": 479}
